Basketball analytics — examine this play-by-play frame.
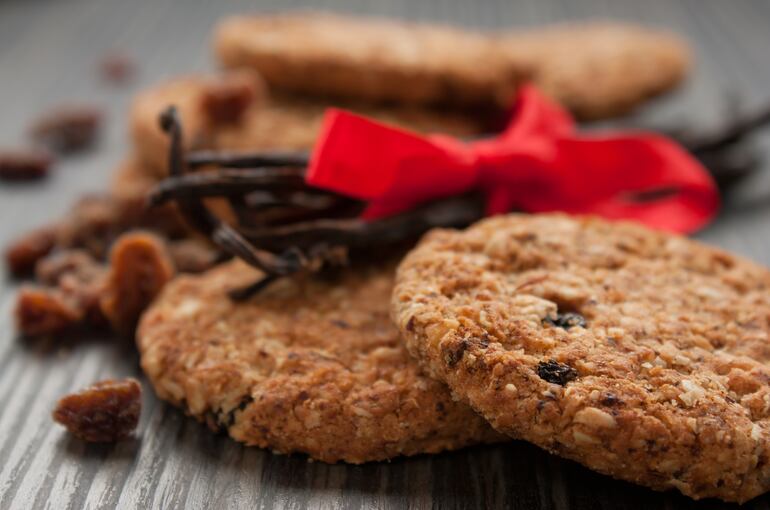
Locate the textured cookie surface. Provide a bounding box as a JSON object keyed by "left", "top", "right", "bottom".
{"left": 214, "top": 13, "right": 524, "bottom": 107}
{"left": 393, "top": 214, "right": 770, "bottom": 502}
{"left": 501, "top": 23, "right": 690, "bottom": 119}
{"left": 214, "top": 13, "right": 689, "bottom": 120}
{"left": 138, "top": 259, "right": 501, "bottom": 463}
{"left": 130, "top": 74, "right": 490, "bottom": 176}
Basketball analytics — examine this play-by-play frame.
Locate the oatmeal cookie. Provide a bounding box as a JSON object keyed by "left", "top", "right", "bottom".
{"left": 137, "top": 259, "right": 502, "bottom": 463}
{"left": 501, "top": 22, "right": 691, "bottom": 119}
{"left": 213, "top": 13, "right": 689, "bottom": 119}
{"left": 130, "top": 74, "right": 491, "bottom": 177}
{"left": 392, "top": 213, "right": 770, "bottom": 502}
{"left": 214, "top": 13, "right": 525, "bottom": 108}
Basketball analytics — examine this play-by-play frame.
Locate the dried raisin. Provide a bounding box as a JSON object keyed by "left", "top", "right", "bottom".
{"left": 200, "top": 72, "right": 263, "bottom": 126}
{"left": 52, "top": 378, "right": 141, "bottom": 442}
{"left": 5, "top": 225, "right": 57, "bottom": 276}
{"left": 0, "top": 149, "right": 52, "bottom": 181}
{"left": 543, "top": 312, "right": 586, "bottom": 329}
{"left": 99, "top": 231, "right": 175, "bottom": 332}
{"left": 15, "top": 287, "right": 83, "bottom": 336}
{"left": 536, "top": 359, "right": 578, "bottom": 386}
{"left": 29, "top": 105, "right": 102, "bottom": 154}
{"left": 99, "top": 52, "right": 136, "bottom": 85}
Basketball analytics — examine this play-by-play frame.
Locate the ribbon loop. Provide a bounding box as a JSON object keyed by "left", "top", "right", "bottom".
{"left": 306, "top": 85, "right": 719, "bottom": 233}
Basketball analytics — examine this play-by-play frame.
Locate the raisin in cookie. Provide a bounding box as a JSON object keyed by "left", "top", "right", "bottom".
{"left": 138, "top": 259, "right": 503, "bottom": 463}
{"left": 392, "top": 213, "right": 770, "bottom": 502}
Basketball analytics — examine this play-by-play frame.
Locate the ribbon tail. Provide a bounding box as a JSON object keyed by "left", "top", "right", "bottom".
{"left": 513, "top": 135, "right": 720, "bottom": 234}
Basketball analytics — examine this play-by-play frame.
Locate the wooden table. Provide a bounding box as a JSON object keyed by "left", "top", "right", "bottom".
{"left": 2, "top": 0, "right": 770, "bottom": 508}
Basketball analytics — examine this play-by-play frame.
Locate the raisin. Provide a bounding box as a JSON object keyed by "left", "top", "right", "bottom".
{"left": 99, "top": 231, "right": 175, "bottom": 333}
{"left": 543, "top": 312, "right": 586, "bottom": 329}
{"left": 601, "top": 393, "right": 622, "bottom": 406}
{"left": 51, "top": 251, "right": 108, "bottom": 324}
{"left": 29, "top": 105, "right": 102, "bottom": 154}
{"left": 5, "top": 225, "right": 58, "bottom": 276}
{"left": 536, "top": 359, "right": 578, "bottom": 386}
{"left": 443, "top": 339, "right": 469, "bottom": 367}
{"left": 99, "top": 52, "right": 136, "bottom": 85}
{"left": 0, "top": 149, "right": 52, "bottom": 181}
{"left": 217, "top": 395, "right": 255, "bottom": 429}
{"left": 200, "top": 72, "right": 263, "bottom": 126}
{"left": 56, "top": 195, "right": 122, "bottom": 259}
{"left": 15, "top": 287, "right": 83, "bottom": 336}
{"left": 35, "top": 249, "right": 101, "bottom": 286}
{"left": 330, "top": 319, "right": 350, "bottom": 329}
{"left": 52, "top": 378, "right": 141, "bottom": 442}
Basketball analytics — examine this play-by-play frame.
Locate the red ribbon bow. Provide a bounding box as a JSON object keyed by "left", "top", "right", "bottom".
{"left": 306, "top": 85, "right": 719, "bottom": 233}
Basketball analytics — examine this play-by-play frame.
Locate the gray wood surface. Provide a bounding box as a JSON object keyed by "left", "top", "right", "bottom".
{"left": 2, "top": 0, "right": 770, "bottom": 508}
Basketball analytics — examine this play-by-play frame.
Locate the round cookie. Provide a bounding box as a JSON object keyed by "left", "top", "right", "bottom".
{"left": 129, "top": 73, "right": 266, "bottom": 177}
{"left": 392, "top": 213, "right": 770, "bottom": 502}
{"left": 214, "top": 13, "right": 525, "bottom": 107}
{"left": 138, "top": 259, "right": 502, "bottom": 463}
{"left": 214, "top": 14, "right": 689, "bottom": 120}
{"left": 130, "top": 74, "right": 490, "bottom": 177}
{"left": 500, "top": 23, "right": 690, "bottom": 120}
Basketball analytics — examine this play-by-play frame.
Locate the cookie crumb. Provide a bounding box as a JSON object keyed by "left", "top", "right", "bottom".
{"left": 574, "top": 407, "right": 617, "bottom": 428}
{"left": 679, "top": 379, "right": 706, "bottom": 407}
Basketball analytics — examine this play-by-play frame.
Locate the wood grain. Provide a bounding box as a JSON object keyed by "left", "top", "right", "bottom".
{"left": 2, "top": 0, "right": 770, "bottom": 508}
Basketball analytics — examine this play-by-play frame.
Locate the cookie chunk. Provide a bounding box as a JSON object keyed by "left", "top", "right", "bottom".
{"left": 138, "top": 259, "right": 502, "bottom": 463}
{"left": 213, "top": 13, "right": 689, "bottom": 119}
{"left": 214, "top": 13, "right": 525, "bottom": 108}
{"left": 393, "top": 214, "right": 770, "bottom": 502}
{"left": 130, "top": 74, "right": 491, "bottom": 176}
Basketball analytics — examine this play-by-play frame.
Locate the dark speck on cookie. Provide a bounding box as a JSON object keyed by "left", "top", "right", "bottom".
{"left": 543, "top": 311, "right": 587, "bottom": 329}
{"left": 536, "top": 360, "right": 579, "bottom": 385}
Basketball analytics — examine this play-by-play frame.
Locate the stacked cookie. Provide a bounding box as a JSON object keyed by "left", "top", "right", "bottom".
{"left": 393, "top": 214, "right": 770, "bottom": 503}
{"left": 17, "top": 10, "right": 758, "bottom": 503}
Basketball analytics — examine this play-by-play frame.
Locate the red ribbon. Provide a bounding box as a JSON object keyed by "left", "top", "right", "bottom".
{"left": 306, "top": 85, "right": 719, "bottom": 233}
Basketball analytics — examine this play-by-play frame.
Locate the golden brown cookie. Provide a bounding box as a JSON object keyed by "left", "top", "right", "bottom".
{"left": 137, "top": 259, "right": 503, "bottom": 463}
{"left": 213, "top": 13, "right": 690, "bottom": 120}
{"left": 214, "top": 13, "right": 526, "bottom": 108}
{"left": 501, "top": 22, "right": 691, "bottom": 119}
{"left": 130, "top": 73, "right": 492, "bottom": 177}
{"left": 393, "top": 213, "right": 770, "bottom": 502}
